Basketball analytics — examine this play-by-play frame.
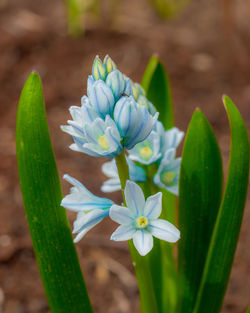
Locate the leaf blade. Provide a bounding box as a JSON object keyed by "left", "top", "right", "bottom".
{"left": 141, "top": 55, "right": 174, "bottom": 128}
{"left": 178, "top": 109, "right": 223, "bottom": 313}
{"left": 193, "top": 96, "right": 249, "bottom": 313}
{"left": 16, "top": 73, "right": 93, "bottom": 313}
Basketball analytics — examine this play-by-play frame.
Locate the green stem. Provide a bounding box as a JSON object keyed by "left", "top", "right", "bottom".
{"left": 146, "top": 163, "right": 178, "bottom": 313}
{"left": 115, "top": 151, "right": 158, "bottom": 313}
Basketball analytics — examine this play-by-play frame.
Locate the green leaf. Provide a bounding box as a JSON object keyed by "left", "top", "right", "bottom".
{"left": 178, "top": 109, "right": 223, "bottom": 313}
{"left": 192, "top": 97, "right": 249, "bottom": 313}
{"left": 245, "top": 306, "right": 250, "bottom": 313}
{"left": 16, "top": 73, "right": 93, "bottom": 313}
{"left": 141, "top": 55, "right": 174, "bottom": 129}
{"left": 142, "top": 57, "right": 176, "bottom": 312}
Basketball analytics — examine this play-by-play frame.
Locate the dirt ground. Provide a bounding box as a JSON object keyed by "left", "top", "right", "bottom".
{"left": 0, "top": 0, "right": 249, "bottom": 312}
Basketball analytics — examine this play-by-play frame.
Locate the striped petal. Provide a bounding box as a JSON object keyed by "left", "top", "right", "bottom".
{"left": 132, "top": 229, "right": 153, "bottom": 256}
{"left": 148, "top": 219, "right": 180, "bottom": 243}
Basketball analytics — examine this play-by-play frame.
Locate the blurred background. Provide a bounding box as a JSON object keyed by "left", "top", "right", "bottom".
{"left": 0, "top": 0, "right": 249, "bottom": 312}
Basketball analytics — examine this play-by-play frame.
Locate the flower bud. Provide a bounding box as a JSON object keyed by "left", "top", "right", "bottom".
{"left": 92, "top": 56, "right": 107, "bottom": 81}
{"left": 113, "top": 96, "right": 138, "bottom": 138}
{"left": 124, "top": 77, "right": 133, "bottom": 96}
{"left": 132, "top": 82, "right": 145, "bottom": 100}
{"left": 88, "top": 80, "right": 115, "bottom": 118}
{"left": 104, "top": 55, "right": 117, "bottom": 74}
{"left": 106, "top": 70, "right": 125, "bottom": 101}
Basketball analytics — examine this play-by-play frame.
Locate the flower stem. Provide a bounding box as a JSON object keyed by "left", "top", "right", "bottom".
{"left": 115, "top": 150, "right": 158, "bottom": 313}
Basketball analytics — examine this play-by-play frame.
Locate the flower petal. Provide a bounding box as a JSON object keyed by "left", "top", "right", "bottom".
{"left": 132, "top": 230, "right": 153, "bottom": 256}
{"left": 148, "top": 219, "right": 180, "bottom": 243}
{"left": 124, "top": 181, "right": 145, "bottom": 216}
{"left": 110, "top": 224, "right": 136, "bottom": 241}
{"left": 101, "top": 178, "right": 121, "bottom": 193}
{"left": 109, "top": 204, "right": 135, "bottom": 224}
{"left": 61, "top": 174, "right": 113, "bottom": 212}
{"left": 144, "top": 192, "right": 162, "bottom": 219}
{"left": 73, "top": 209, "right": 109, "bottom": 242}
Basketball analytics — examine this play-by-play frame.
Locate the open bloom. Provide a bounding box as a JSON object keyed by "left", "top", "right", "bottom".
{"left": 127, "top": 130, "right": 162, "bottom": 165}
{"left": 128, "top": 121, "right": 184, "bottom": 164}
{"left": 153, "top": 149, "right": 181, "bottom": 195}
{"left": 62, "top": 115, "right": 123, "bottom": 158}
{"left": 154, "top": 121, "right": 184, "bottom": 157}
{"left": 101, "top": 158, "right": 146, "bottom": 192}
{"left": 110, "top": 181, "right": 180, "bottom": 256}
{"left": 61, "top": 174, "right": 114, "bottom": 242}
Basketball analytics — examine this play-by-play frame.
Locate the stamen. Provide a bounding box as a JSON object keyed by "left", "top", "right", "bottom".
{"left": 98, "top": 135, "right": 109, "bottom": 150}
{"left": 136, "top": 216, "right": 149, "bottom": 229}
{"left": 139, "top": 146, "right": 153, "bottom": 160}
{"left": 161, "top": 171, "right": 176, "bottom": 186}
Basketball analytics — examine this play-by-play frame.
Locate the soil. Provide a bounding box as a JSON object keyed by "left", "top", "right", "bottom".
{"left": 0, "top": 0, "right": 249, "bottom": 312}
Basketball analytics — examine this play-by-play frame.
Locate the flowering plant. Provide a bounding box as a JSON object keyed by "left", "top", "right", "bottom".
{"left": 16, "top": 55, "right": 249, "bottom": 313}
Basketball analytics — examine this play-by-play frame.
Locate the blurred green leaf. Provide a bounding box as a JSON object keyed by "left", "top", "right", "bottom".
{"left": 193, "top": 96, "right": 249, "bottom": 313}
{"left": 16, "top": 73, "right": 93, "bottom": 313}
{"left": 141, "top": 55, "right": 174, "bottom": 129}
{"left": 65, "top": 0, "right": 84, "bottom": 36}
{"left": 148, "top": 0, "right": 190, "bottom": 19}
{"left": 178, "top": 109, "right": 223, "bottom": 313}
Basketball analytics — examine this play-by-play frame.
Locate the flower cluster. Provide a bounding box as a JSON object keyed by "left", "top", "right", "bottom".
{"left": 102, "top": 120, "right": 184, "bottom": 195}
{"left": 61, "top": 55, "right": 158, "bottom": 158}
{"left": 61, "top": 55, "right": 182, "bottom": 256}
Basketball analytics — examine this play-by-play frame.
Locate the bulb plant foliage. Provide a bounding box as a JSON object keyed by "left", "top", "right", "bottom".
{"left": 16, "top": 55, "right": 249, "bottom": 313}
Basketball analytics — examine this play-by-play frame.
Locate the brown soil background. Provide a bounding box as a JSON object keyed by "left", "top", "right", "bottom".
{"left": 0, "top": 0, "right": 249, "bottom": 312}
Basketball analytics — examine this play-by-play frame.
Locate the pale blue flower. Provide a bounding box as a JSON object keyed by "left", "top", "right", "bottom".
{"left": 114, "top": 96, "right": 159, "bottom": 149}
{"left": 110, "top": 181, "right": 180, "bottom": 256}
{"left": 127, "top": 130, "right": 162, "bottom": 165}
{"left": 153, "top": 149, "right": 181, "bottom": 195}
{"left": 63, "top": 115, "right": 123, "bottom": 158}
{"left": 61, "top": 96, "right": 98, "bottom": 141}
{"left": 101, "top": 159, "right": 146, "bottom": 193}
{"left": 155, "top": 121, "right": 184, "bottom": 156}
{"left": 87, "top": 80, "right": 115, "bottom": 118}
{"left": 61, "top": 174, "right": 114, "bottom": 242}
{"left": 128, "top": 121, "right": 184, "bottom": 165}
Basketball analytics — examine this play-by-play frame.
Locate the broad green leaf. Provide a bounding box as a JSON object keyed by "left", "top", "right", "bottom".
{"left": 193, "top": 97, "right": 249, "bottom": 313}
{"left": 141, "top": 55, "right": 174, "bottom": 129}
{"left": 178, "top": 109, "right": 223, "bottom": 313}
{"left": 142, "top": 56, "right": 176, "bottom": 312}
{"left": 16, "top": 73, "right": 93, "bottom": 313}
{"left": 246, "top": 306, "right": 250, "bottom": 313}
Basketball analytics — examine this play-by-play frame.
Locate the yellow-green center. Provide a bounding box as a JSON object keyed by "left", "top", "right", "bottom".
{"left": 136, "top": 216, "right": 149, "bottom": 229}
{"left": 139, "top": 146, "right": 153, "bottom": 160}
{"left": 98, "top": 135, "right": 109, "bottom": 150}
{"left": 161, "top": 171, "right": 176, "bottom": 186}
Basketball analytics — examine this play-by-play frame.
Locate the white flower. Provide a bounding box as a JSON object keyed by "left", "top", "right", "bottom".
{"left": 63, "top": 115, "right": 123, "bottom": 158}
{"left": 153, "top": 149, "right": 181, "bottom": 195}
{"left": 61, "top": 174, "right": 114, "bottom": 242}
{"left": 127, "top": 130, "right": 162, "bottom": 165}
{"left": 109, "top": 181, "right": 180, "bottom": 256}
